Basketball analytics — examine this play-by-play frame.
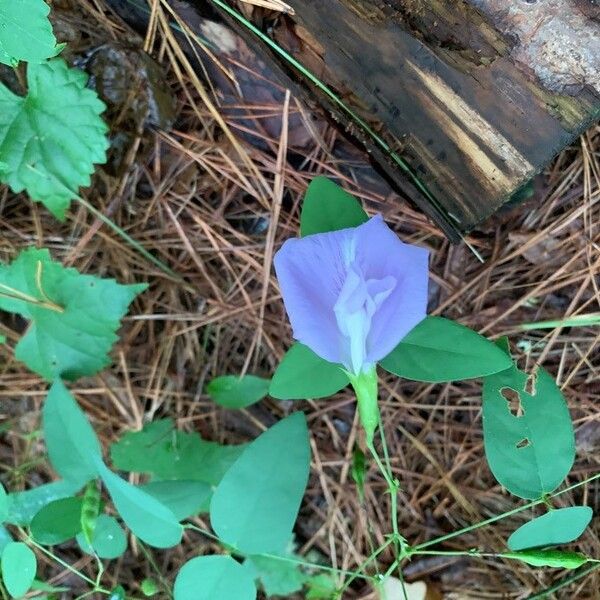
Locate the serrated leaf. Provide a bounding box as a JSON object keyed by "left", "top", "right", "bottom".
{"left": 482, "top": 359, "right": 575, "bottom": 499}
{"left": 0, "top": 58, "right": 108, "bottom": 218}
{"left": 97, "top": 462, "right": 182, "bottom": 549}
{"left": 0, "top": 0, "right": 62, "bottom": 66}
{"left": 501, "top": 549, "right": 588, "bottom": 569}
{"left": 508, "top": 506, "right": 593, "bottom": 551}
{"left": 4, "top": 479, "right": 81, "bottom": 526}
{"left": 206, "top": 374, "right": 270, "bottom": 409}
{"left": 0, "top": 248, "right": 146, "bottom": 380}
{"left": 0, "top": 542, "right": 36, "bottom": 598}
{"left": 300, "top": 177, "right": 368, "bottom": 236}
{"left": 174, "top": 555, "right": 256, "bottom": 600}
{"left": 243, "top": 553, "right": 305, "bottom": 597}
{"left": 380, "top": 317, "right": 513, "bottom": 382}
{"left": 76, "top": 514, "right": 127, "bottom": 560}
{"left": 210, "top": 412, "right": 310, "bottom": 555}
{"left": 30, "top": 496, "right": 83, "bottom": 545}
{"left": 110, "top": 419, "right": 245, "bottom": 485}
{"left": 43, "top": 380, "right": 102, "bottom": 485}
{"left": 269, "top": 343, "right": 349, "bottom": 400}
{"left": 140, "top": 480, "right": 212, "bottom": 520}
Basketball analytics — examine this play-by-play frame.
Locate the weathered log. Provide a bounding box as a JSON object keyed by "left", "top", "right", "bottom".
{"left": 108, "top": 0, "right": 600, "bottom": 240}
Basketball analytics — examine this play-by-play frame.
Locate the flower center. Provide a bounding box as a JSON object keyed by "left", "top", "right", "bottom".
{"left": 333, "top": 266, "right": 396, "bottom": 374}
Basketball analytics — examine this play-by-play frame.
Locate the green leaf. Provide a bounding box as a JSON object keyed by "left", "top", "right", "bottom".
{"left": 0, "top": 483, "right": 7, "bottom": 523}
{"left": 108, "top": 585, "right": 126, "bottom": 600}
{"left": 269, "top": 343, "right": 349, "bottom": 400}
{"left": 0, "top": 0, "right": 62, "bottom": 66}
{"left": 206, "top": 375, "right": 270, "bottom": 409}
{"left": 500, "top": 549, "right": 588, "bottom": 569}
{"left": 174, "top": 555, "right": 256, "bottom": 600}
{"left": 4, "top": 480, "right": 81, "bottom": 526}
{"left": 141, "top": 578, "right": 159, "bottom": 596}
{"left": 0, "top": 59, "right": 108, "bottom": 219}
{"left": 0, "top": 542, "right": 37, "bottom": 598}
{"left": 43, "top": 380, "right": 102, "bottom": 485}
{"left": 210, "top": 412, "right": 310, "bottom": 554}
{"left": 30, "top": 496, "right": 83, "bottom": 545}
{"left": 0, "top": 527, "right": 12, "bottom": 555}
{"left": 508, "top": 506, "right": 593, "bottom": 551}
{"left": 97, "top": 462, "right": 183, "bottom": 549}
{"left": 140, "top": 480, "right": 212, "bottom": 520}
{"left": 306, "top": 574, "right": 337, "bottom": 599}
{"left": 110, "top": 419, "right": 245, "bottom": 485}
{"left": 300, "top": 177, "right": 368, "bottom": 236}
{"left": 76, "top": 514, "right": 127, "bottom": 560}
{"left": 243, "top": 554, "right": 305, "bottom": 597}
{"left": 0, "top": 248, "right": 146, "bottom": 380}
{"left": 482, "top": 360, "right": 575, "bottom": 499}
{"left": 380, "top": 317, "right": 513, "bottom": 382}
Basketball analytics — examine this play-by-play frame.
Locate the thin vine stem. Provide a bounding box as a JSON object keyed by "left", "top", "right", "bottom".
{"left": 183, "top": 523, "right": 377, "bottom": 582}
{"left": 414, "top": 471, "right": 600, "bottom": 551}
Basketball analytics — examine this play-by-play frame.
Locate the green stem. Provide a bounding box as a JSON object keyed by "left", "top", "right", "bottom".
{"left": 414, "top": 471, "right": 600, "bottom": 551}
{"left": 76, "top": 197, "right": 181, "bottom": 281}
{"left": 183, "top": 523, "right": 377, "bottom": 582}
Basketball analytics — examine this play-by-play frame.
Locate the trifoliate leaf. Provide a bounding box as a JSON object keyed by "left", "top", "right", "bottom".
{"left": 0, "top": 58, "right": 108, "bottom": 219}
{"left": 0, "top": 247, "right": 146, "bottom": 380}
{"left": 0, "top": 0, "right": 63, "bottom": 66}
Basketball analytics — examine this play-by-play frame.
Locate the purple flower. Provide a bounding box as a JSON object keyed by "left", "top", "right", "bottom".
{"left": 274, "top": 214, "right": 429, "bottom": 375}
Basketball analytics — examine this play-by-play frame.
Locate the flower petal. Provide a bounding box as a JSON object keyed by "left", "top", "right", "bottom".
{"left": 352, "top": 215, "right": 430, "bottom": 363}
{"left": 273, "top": 228, "right": 355, "bottom": 364}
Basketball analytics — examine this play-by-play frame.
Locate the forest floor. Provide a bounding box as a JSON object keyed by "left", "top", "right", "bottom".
{"left": 0, "top": 1, "right": 599, "bottom": 598}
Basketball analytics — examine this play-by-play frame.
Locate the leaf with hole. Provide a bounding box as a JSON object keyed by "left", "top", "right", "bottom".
{"left": 300, "top": 176, "right": 368, "bottom": 237}
{"left": 174, "top": 555, "right": 256, "bottom": 600}
{"left": 140, "top": 480, "right": 212, "bottom": 520}
{"left": 4, "top": 479, "right": 81, "bottom": 526}
{"left": 380, "top": 317, "right": 513, "bottom": 382}
{"left": 210, "top": 412, "right": 310, "bottom": 554}
{"left": 508, "top": 506, "right": 593, "bottom": 551}
{"left": 501, "top": 549, "right": 588, "bottom": 569}
{"left": 30, "top": 496, "right": 83, "bottom": 545}
{"left": 0, "top": 58, "right": 108, "bottom": 218}
{"left": 110, "top": 419, "right": 245, "bottom": 485}
{"left": 206, "top": 374, "right": 270, "bottom": 409}
{"left": 0, "top": 542, "right": 37, "bottom": 598}
{"left": 482, "top": 349, "right": 575, "bottom": 499}
{"left": 43, "top": 379, "right": 102, "bottom": 485}
{"left": 0, "top": 248, "right": 146, "bottom": 380}
{"left": 76, "top": 514, "right": 127, "bottom": 559}
{"left": 98, "top": 462, "right": 182, "bottom": 549}
{"left": 269, "top": 343, "right": 349, "bottom": 400}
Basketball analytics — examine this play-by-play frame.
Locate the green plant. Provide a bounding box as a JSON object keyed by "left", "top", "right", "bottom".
{"left": 0, "top": 2, "right": 597, "bottom": 599}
